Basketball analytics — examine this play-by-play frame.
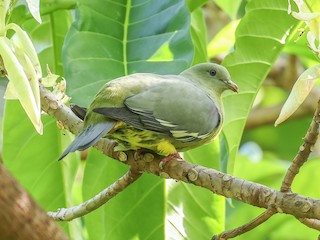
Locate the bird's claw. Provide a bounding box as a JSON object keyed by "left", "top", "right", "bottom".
{"left": 159, "top": 152, "right": 183, "bottom": 169}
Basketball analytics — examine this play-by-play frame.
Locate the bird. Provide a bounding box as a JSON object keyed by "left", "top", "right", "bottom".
{"left": 58, "top": 63, "right": 238, "bottom": 161}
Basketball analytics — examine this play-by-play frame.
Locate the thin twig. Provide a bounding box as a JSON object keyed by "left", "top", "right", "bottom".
{"left": 213, "top": 209, "right": 276, "bottom": 240}
{"left": 48, "top": 169, "right": 142, "bottom": 221}
{"left": 298, "top": 218, "right": 320, "bottom": 231}
{"left": 278, "top": 98, "right": 320, "bottom": 230}
{"left": 281, "top": 98, "right": 320, "bottom": 192}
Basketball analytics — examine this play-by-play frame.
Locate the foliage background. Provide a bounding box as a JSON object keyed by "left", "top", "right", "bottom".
{"left": 0, "top": 0, "right": 320, "bottom": 239}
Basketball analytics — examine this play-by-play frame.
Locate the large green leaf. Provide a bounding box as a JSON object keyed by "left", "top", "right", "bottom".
{"left": 207, "top": 20, "right": 240, "bottom": 59}
{"left": 186, "top": 0, "right": 210, "bottom": 12}
{"left": 166, "top": 144, "right": 225, "bottom": 240}
{"left": 185, "top": 1, "right": 209, "bottom": 76}
{"left": 190, "top": 7, "right": 208, "bottom": 64}
{"left": 221, "top": 0, "right": 298, "bottom": 172}
{"left": 83, "top": 150, "right": 165, "bottom": 240}
{"left": 63, "top": 0, "right": 193, "bottom": 107}
{"left": 214, "top": 0, "right": 243, "bottom": 19}
{"left": 62, "top": 0, "right": 194, "bottom": 239}
{"left": 2, "top": 101, "right": 69, "bottom": 229}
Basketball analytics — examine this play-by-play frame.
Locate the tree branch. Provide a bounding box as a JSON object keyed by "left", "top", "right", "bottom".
{"left": 212, "top": 209, "right": 276, "bottom": 239}
{"left": 281, "top": 98, "right": 320, "bottom": 192}
{"left": 40, "top": 84, "right": 83, "bottom": 135}
{"left": 0, "top": 161, "right": 68, "bottom": 240}
{"left": 298, "top": 218, "right": 320, "bottom": 231}
{"left": 279, "top": 98, "right": 320, "bottom": 232}
{"left": 48, "top": 169, "right": 142, "bottom": 221}
{"left": 40, "top": 84, "right": 320, "bottom": 221}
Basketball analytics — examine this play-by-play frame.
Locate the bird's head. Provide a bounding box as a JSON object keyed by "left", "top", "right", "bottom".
{"left": 180, "top": 63, "right": 238, "bottom": 97}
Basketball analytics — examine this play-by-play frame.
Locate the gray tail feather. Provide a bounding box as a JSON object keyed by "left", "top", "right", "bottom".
{"left": 58, "top": 122, "right": 116, "bottom": 160}
{"left": 70, "top": 104, "right": 87, "bottom": 120}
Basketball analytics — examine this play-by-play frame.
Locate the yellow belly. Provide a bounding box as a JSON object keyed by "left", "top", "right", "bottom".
{"left": 107, "top": 121, "right": 220, "bottom": 156}
{"left": 108, "top": 126, "right": 177, "bottom": 156}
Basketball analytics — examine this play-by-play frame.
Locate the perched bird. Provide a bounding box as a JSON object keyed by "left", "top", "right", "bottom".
{"left": 58, "top": 63, "right": 238, "bottom": 161}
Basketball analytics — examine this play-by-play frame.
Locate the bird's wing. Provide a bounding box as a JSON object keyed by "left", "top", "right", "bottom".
{"left": 93, "top": 81, "right": 221, "bottom": 142}
{"left": 58, "top": 122, "right": 116, "bottom": 160}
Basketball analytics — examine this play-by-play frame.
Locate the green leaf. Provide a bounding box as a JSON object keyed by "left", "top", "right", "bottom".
{"left": 207, "top": 20, "right": 240, "bottom": 59}
{"left": 188, "top": 1, "right": 210, "bottom": 64}
{"left": 221, "top": 0, "right": 299, "bottom": 172}
{"left": 166, "top": 181, "right": 225, "bottom": 240}
{"left": 168, "top": 143, "right": 225, "bottom": 239}
{"left": 227, "top": 156, "right": 319, "bottom": 239}
{"left": 63, "top": 0, "right": 194, "bottom": 107}
{"left": 83, "top": 150, "right": 165, "bottom": 240}
{"left": 2, "top": 101, "right": 71, "bottom": 232}
{"left": 186, "top": 0, "right": 209, "bottom": 12}
{"left": 214, "top": 0, "right": 243, "bottom": 19}
{"left": 244, "top": 117, "right": 311, "bottom": 161}
{"left": 2, "top": 101, "right": 82, "bottom": 237}
{"left": 190, "top": 7, "right": 208, "bottom": 64}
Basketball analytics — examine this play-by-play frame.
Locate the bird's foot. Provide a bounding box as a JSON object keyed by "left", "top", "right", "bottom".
{"left": 159, "top": 152, "right": 183, "bottom": 169}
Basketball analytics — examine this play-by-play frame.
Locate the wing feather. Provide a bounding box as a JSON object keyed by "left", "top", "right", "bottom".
{"left": 93, "top": 81, "right": 220, "bottom": 143}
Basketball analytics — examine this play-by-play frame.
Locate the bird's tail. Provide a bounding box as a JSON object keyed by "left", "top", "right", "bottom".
{"left": 70, "top": 104, "right": 87, "bottom": 120}
{"left": 58, "top": 122, "right": 116, "bottom": 160}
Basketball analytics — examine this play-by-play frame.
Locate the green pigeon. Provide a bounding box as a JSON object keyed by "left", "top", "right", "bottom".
{"left": 58, "top": 63, "right": 238, "bottom": 161}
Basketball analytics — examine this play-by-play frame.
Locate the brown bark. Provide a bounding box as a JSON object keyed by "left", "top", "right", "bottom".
{"left": 0, "top": 161, "right": 68, "bottom": 240}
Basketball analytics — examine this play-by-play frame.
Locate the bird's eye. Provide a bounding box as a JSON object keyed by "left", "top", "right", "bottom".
{"left": 209, "top": 69, "right": 216, "bottom": 76}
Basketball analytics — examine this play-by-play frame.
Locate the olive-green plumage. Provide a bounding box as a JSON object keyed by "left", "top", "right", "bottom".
{"left": 58, "top": 63, "right": 238, "bottom": 160}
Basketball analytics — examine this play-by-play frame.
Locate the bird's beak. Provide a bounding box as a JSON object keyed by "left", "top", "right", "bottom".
{"left": 226, "top": 79, "right": 239, "bottom": 93}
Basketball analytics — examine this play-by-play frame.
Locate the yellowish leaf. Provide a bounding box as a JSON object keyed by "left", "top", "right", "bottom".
{"left": 147, "top": 32, "right": 175, "bottom": 62}
{"left": 275, "top": 64, "right": 320, "bottom": 126}
{"left": 7, "top": 23, "right": 42, "bottom": 77}
{"left": 0, "top": 37, "right": 42, "bottom": 134}
{"left": 11, "top": 40, "right": 40, "bottom": 112}
{"left": 207, "top": 20, "right": 240, "bottom": 58}
{"left": 4, "top": 81, "right": 17, "bottom": 99}
{"left": 25, "top": 0, "right": 41, "bottom": 23}
{"left": 291, "top": 12, "right": 320, "bottom": 21}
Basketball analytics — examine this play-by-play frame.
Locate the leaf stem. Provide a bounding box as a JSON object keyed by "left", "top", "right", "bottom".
{"left": 122, "top": 0, "right": 131, "bottom": 76}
